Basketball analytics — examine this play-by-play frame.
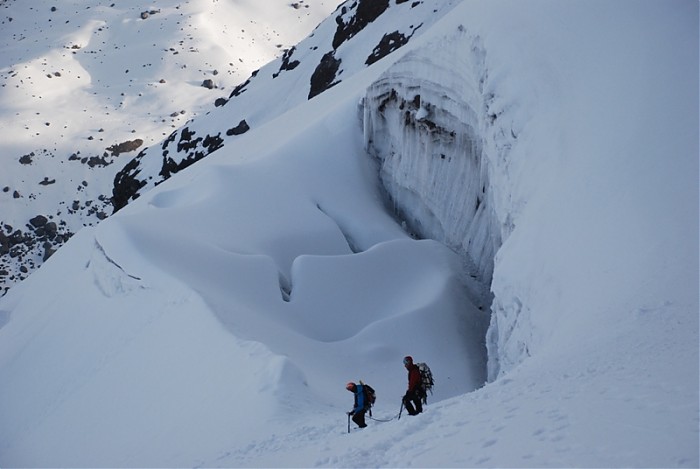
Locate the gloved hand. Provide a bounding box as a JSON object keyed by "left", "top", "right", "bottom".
{"left": 347, "top": 410, "right": 355, "bottom": 416}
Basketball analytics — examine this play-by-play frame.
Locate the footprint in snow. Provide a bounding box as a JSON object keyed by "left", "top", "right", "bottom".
{"left": 482, "top": 439, "right": 497, "bottom": 448}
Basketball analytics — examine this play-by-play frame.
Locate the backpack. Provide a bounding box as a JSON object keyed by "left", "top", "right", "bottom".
{"left": 359, "top": 380, "right": 376, "bottom": 415}
{"left": 417, "top": 363, "right": 434, "bottom": 404}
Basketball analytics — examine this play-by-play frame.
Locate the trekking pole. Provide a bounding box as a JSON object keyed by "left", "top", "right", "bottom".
{"left": 398, "top": 399, "right": 404, "bottom": 420}
{"left": 347, "top": 413, "right": 351, "bottom": 433}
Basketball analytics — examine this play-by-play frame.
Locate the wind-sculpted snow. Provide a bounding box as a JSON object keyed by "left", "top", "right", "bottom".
{"left": 363, "top": 31, "right": 501, "bottom": 301}
{"left": 110, "top": 0, "right": 461, "bottom": 213}
{"left": 0, "top": 84, "right": 491, "bottom": 465}
{"left": 0, "top": 0, "right": 342, "bottom": 293}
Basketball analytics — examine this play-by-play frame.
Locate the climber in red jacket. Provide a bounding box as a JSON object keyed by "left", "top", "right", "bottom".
{"left": 402, "top": 355, "right": 423, "bottom": 415}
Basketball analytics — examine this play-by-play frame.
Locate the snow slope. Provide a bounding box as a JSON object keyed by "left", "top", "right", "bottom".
{"left": 0, "top": 0, "right": 341, "bottom": 293}
{"left": 0, "top": 0, "right": 698, "bottom": 467}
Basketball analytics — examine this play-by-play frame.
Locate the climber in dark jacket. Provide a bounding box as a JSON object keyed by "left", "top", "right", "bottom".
{"left": 346, "top": 381, "right": 368, "bottom": 428}
{"left": 402, "top": 356, "right": 423, "bottom": 415}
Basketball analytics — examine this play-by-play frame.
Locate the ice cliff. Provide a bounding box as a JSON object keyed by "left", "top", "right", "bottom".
{"left": 363, "top": 31, "right": 499, "bottom": 290}
{"left": 362, "top": 29, "right": 527, "bottom": 379}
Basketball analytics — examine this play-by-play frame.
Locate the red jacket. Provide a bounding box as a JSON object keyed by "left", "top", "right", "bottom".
{"left": 407, "top": 363, "right": 421, "bottom": 391}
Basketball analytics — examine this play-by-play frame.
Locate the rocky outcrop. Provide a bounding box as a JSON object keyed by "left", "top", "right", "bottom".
{"left": 308, "top": 51, "right": 342, "bottom": 99}
{"left": 0, "top": 217, "right": 74, "bottom": 295}
{"left": 107, "top": 139, "right": 144, "bottom": 157}
{"left": 332, "top": 0, "right": 390, "bottom": 49}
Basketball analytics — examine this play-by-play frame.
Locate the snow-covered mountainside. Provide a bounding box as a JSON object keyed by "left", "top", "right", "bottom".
{"left": 0, "top": 0, "right": 341, "bottom": 294}
{"left": 108, "top": 0, "right": 461, "bottom": 211}
{"left": 0, "top": 0, "right": 698, "bottom": 467}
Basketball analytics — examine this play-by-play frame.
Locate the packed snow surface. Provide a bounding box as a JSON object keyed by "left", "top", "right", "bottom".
{"left": 0, "top": 0, "right": 698, "bottom": 467}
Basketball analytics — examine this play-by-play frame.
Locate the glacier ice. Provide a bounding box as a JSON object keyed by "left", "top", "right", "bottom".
{"left": 363, "top": 31, "right": 500, "bottom": 307}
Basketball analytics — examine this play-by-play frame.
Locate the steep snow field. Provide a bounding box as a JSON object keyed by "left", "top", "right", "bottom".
{"left": 0, "top": 0, "right": 698, "bottom": 467}
{"left": 0, "top": 0, "right": 341, "bottom": 292}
